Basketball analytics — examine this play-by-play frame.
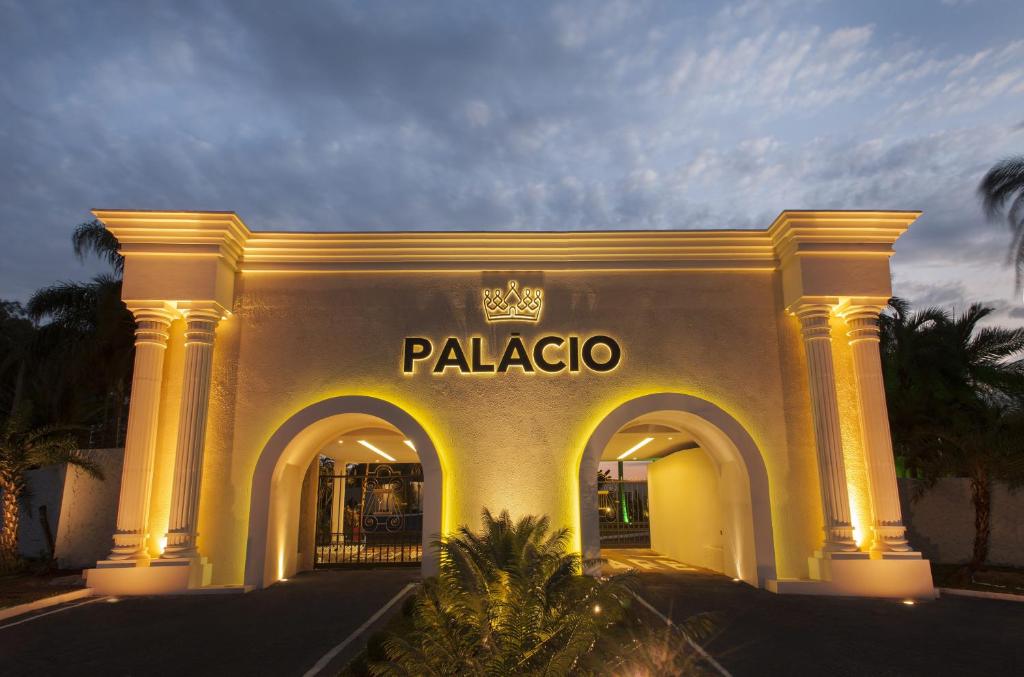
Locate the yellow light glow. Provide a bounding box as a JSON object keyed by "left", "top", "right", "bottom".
{"left": 902, "top": 599, "right": 915, "bottom": 606}
{"left": 404, "top": 439, "right": 416, "bottom": 452}
{"left": 617, "top": 437, "right": 654, "bottom": 460}
{"left": 157, "top": 536, "right": 168, "bottom": 555}
{"left": 358, "top": 439, "right": 396, "bottom": 462}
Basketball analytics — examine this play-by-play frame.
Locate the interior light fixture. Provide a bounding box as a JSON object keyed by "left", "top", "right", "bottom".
{"left": 403, "top": 439, "right": 416, "bottom": 452}
{"left": 358, "top": 439, "right": 396, "bottom": 462}
{"left": 617, "top": 437, "right": 654, "bottom": 460}
{"left": 902, "top": 599, "right": 915, "bottom": 606}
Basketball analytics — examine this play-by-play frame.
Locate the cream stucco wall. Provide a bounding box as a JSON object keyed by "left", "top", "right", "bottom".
{"left": 93, "top": 209, "right": 925, "bottom": 595}
{"left": 192, "top": 270, "right": 822, "bottom": 585}
{"left": 649, "top": 449, "right": 726, "bottom": 572}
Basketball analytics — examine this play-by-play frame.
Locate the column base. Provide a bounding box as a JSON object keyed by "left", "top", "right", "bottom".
{"left": 86, "top": 557, "right": 211, "bottom": 595}
{"left": 873, "top": 549, "right": 922, "bottom": 560}
{"left": 767, "top": 551, "right": 935, "bottom": 599}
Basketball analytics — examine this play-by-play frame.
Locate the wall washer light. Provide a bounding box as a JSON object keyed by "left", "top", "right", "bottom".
{"left": 358, "top": 439, "right": 396, "bottom": 462}
{"left": 617, "top": 437, "right": 654, "bottom": 461}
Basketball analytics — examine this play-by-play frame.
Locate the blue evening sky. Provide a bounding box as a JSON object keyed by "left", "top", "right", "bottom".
{"left": 2, "top": 1, "right": 1022, "bottom": 322}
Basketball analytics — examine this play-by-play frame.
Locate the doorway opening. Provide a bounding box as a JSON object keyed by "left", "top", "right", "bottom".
{"left": 597, "top": 420, "right": 696, "bottom": 554}
{"left": 579, "top": 394, "right": 776, "bottom": 587}
{"left": 308, "top": 423, "right": 423, "bottom": 567}
{"left": 244, "top": 396, "right": 442, "bottom": 588}
{"left": 313, "top": 425, "right": 424, "bottom": 566}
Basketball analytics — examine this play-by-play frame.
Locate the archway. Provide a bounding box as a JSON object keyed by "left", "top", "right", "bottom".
{"left": 243, "top": 396, "right": 443, "bottom": 589}
{"left": 579, "top": 393, "right": 776, "bottom": 587}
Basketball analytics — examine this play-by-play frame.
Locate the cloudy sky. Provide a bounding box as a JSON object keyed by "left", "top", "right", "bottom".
{"left": 2, "top": 0, "right": 1022, "bottom": 322}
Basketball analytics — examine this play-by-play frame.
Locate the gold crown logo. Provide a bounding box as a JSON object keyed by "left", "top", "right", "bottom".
{"left": 482, "top": 280, "right": 543, "bottom": 323}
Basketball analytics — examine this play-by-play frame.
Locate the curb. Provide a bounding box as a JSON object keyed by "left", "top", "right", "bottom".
{"left": 939, "top": 587, "right": 1024, "bottom": 603}
{"left": 0, "top": 588, "right": 94, "bottom": 623}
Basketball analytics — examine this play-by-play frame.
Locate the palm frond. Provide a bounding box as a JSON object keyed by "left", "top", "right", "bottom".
{"left": 72, "top": 219, "right": 124, "bottom": 274}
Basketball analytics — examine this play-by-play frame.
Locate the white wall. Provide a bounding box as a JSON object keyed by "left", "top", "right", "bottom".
{"left": 16, "top": 449, "right": 122, "bottom": 569}
{"left": 16, "top": 464, "right": 66, "bottom": 559}
{"left": 648, "top": 449, "right": 725, "bottom": 573}
{"left": 900, "top": 478, "right": 1024, "bottom": 567}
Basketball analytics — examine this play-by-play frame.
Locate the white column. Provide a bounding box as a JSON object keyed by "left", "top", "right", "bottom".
{"left": 794, "top": 303, "right": 858, "bottom": 553}
{"left": 107, "top": 307, "right": 174, "bottom": 560}
{"left": 161, "top": 307, "right": 220, "bottom": 560}
{"left": 843, "top": 305, "right": 911, "bottom": 553}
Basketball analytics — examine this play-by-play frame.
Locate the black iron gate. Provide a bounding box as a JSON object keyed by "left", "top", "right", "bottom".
{"left": 598, "top": 479, "right": 650, "bottom": 548}
{"left": 315, "top": 463, "right": 423, "bottom": 566}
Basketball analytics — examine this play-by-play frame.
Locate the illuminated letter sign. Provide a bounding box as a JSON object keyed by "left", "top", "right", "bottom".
{"left": 402, "top": 334, "right": 621, "bottom": 375}
{"left": 401, "top": 280, "right": 622, "bottom": 375}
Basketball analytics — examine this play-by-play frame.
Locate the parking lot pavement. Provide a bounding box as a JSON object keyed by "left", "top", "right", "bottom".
{"left": 0, "top": 567, "right": 419, "bottom": 677}
{"left": 605, "top": 549, "right": 1024, "bottom": 677}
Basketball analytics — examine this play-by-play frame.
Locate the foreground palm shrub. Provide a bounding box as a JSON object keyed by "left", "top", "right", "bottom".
{"left": 367, "top": 509, "right": 713, "bottom": 676}
{"left": 370, "top": 509, "right": 631, "bottom": 675}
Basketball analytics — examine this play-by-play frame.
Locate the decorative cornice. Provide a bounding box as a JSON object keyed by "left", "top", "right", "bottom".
{"left": 768, "top": 210, "right": 920, "bottom": 261}
{"left": 92, "top": 209, "right": 920, "bottom": 273}
{"left": 93, "top": 210, "right": 249, "bottom": 271}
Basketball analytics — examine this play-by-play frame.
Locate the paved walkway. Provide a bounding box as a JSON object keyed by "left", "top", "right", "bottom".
{"left": 604, "top": 549, "right": 1024, "bottom": 676}
{"left": 0, "top": 567, "right": 419, "bottom": 677}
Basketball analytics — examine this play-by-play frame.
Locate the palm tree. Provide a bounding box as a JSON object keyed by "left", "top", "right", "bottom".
{"left": 978, "top": 156, "right": 1024, "bottom": 291}
{"left": 0, "top": 414, "right": 102, "bottom": 570}
{"left": 71, "top": 219, "right": 124, "bottom": 275}
{"left": 24, "top": 219, "right": 133, "bottom": 447}
{"left": 0, "top": 302, "right": 34, "bottom": 422}
{"left": 881, "top": 298, "right": 1024, "bottom": 574}
{"left": 371, "top": 509, "right": 638, "bottom": 675}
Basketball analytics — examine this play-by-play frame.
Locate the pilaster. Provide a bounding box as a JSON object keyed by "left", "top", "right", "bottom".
{"left": 159, "top": 304, "right": 223, "bottom": 565}
{"left": 105, "top": 304, "right": 177, "bottom": 561}
{"left": 792, "top": 302, "right": 861, "bottom": 555}
{"left": 839, "top": 302, "right": 916, "bottom": 556}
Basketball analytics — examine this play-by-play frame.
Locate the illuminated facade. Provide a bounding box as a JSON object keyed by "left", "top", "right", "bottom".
{"left": 84, "top": 209, "right": 935, "bottom": 598}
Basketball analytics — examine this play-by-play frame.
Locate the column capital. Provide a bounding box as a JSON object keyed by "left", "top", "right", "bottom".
{"left": 790, "top": 302, "right": 835, "bottom": 341}
{"left": 178, "top": 302, "right": 227, "bottom": 345}
{"left": 125, "top": 303, "right": 177, "bottom": 348}
{"left": 837, "top": 302, "right": 885, "bottom": 344}
{"left": 125, "top": 301, "right": 179, "bottom": 323}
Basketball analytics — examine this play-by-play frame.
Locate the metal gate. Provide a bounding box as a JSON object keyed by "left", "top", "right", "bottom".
{"left": 598, "top": 479, "right": 650, "bottom": 548}
{"left": 315, "top": 463, "right": 423, "bottom": 566}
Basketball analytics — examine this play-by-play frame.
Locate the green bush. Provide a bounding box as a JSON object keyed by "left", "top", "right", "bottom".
{"left": 367, "top": 508, "right": 711, "bottom": 676}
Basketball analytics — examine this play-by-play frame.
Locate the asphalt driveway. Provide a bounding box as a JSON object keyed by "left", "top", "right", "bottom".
{"left": 4, "top": 554, "right": 1021, "bottom": 676}
{"left": 0, "top": 567, "right": 419, "bottom": 677}
{"left": 607, "top": 549, "right": 1024, "bottom": 676}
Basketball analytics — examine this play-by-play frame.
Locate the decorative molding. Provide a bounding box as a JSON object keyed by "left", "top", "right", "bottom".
{"left": 93, "top": 209, "right": 920, "bottom": 273}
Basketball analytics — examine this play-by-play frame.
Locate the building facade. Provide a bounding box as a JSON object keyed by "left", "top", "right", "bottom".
{"left": 85, "top": 209, "right": 935, "bottom": 598}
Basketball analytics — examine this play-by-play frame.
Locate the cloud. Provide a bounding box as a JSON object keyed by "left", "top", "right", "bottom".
{"left": 0, "top": 0, "right": 1023, "bottom": 325}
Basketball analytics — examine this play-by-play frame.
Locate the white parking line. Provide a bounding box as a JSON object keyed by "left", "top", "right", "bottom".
{"left": 302, "top": 582, "right": 417, "bottom": 677}
{"left": 631, "top": 590, "right": 732, "bottom": 677}
{"left": 0, "top": 596, "right": 108, "bottom": 631}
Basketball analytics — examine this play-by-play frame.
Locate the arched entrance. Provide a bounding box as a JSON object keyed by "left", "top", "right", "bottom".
{"left": 243, "top": 396, "right": 443, "bottom": 589}
{"left": 579, "top": 393, "right": 776, "bottom": 587}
